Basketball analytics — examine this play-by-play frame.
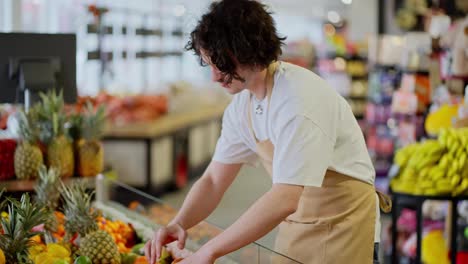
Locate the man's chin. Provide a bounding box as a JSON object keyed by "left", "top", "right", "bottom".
{"left": 225, "top": 87, "right": 243, "bottom": 94}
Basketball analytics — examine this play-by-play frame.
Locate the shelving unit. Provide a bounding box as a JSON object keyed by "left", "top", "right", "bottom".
{"left": 82, "top": 4, "right": 186, "bottom": 92}
{"left": 391, "top": 192, "right": 468, "bottom": 264}
{"left": 317, "top": 54, "right": 369, "bottom": 119}
{"left": 0, "top": 176, "right": 97, "bottom": 197}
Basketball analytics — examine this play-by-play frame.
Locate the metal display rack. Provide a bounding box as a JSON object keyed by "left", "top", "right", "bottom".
{"left": 85, "top": 4, "right": 185, "bottom": 91}
{"left": 391, "top": 191, "right": 468, "bottom": 264}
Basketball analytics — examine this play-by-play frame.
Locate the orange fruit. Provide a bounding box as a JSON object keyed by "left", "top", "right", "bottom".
{"left": 134, "top": 256, "right": 149, "bottom": 264}
{"left": 31, "top": 235, "right": 42, "bottom": 243}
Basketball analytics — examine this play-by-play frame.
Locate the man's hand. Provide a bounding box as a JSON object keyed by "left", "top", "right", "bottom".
{"left": 145, "top": 223, "right": 187, "bottom": 264}
{"left": 178, "top": 248, "right": 216, "bottom": 264}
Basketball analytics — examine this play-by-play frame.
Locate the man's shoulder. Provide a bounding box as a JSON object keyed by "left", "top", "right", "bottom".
{"left": 223, "top": 90, "right": 249, "bottom": 121}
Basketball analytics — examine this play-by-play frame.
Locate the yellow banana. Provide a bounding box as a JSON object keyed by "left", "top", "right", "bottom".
{"left": 451, "top": 174, "right": 461, "bottom": 187}
{"left": 459, "top": 153, "right": 467, "bottom": 171}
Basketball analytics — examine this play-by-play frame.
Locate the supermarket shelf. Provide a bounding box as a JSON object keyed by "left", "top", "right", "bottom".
{"left": 0, "top": 176, "right": 96, "bottom": 192}
{"left": 104, "top": 103, "right": 227, "bottom": 139}
{"left": 399, "top": 68, "right": 430, "bottom": 75}
{"left": 391, "top": 191, "right": 468, "bottom": 201}
{"left": 370, "top": 64, "right": 397, "bottom": 71}
{"left": 351, "top": 75, "right": 368, "bottom": 80}
{"left": 441, "top": 75, "right": 468, "bottom": 81}
{"left": 391, "top": 191, "right": 468, "bottom": 264}
{"left": 324, "top": 53, "right": 368, "bottom": 61}
{"left": 371, "top": 64, "right": 430, "bottom": 75}
{"left": 346, "top": 95, "right": 368, "bottom": 101}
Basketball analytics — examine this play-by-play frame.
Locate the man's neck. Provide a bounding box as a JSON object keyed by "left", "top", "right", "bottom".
{"left": 247, "top": 67, "right": 269, "bottom": 101}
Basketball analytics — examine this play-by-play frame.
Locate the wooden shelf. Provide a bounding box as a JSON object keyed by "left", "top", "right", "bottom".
{"left": 346, "top": 95, "right": 368, "bottom": 101}
{"left": 0, "top": 176, "right": 96, "bottom": 192}
{"left": 103, "top": 103, "right": 227, "bottom": 139}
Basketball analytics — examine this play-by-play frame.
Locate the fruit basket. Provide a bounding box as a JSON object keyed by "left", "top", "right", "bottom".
{"left": 0, "top": 173, "right": 300, "bottom": 264}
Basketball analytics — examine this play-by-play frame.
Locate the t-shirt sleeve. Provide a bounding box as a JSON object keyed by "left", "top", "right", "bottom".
{"left": 212, "top": 103, "right": 258, "bottom": 166}
{"left": 273, "top": 116, "right": 334, "bottom": 187}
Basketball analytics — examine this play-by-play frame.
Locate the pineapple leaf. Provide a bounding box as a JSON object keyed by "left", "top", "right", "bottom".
{"left": 81, "top": 102, "right": 106, "bottom": 141}
{"left": 68, "top": 112, "right": 84, "bottom": 140}
{"left": 34, "top": 165, "right": 61, "bottom": 237}
{"left": 0, "top": 188, "right": 6, "bottom": 212}
{"left": 0, "top": 194, "right": 46, "bottom": 264}
{"left": 16, "top": 109, "right": 40, "bottom": 144}
{"left": 35, "top": 89, "right": 67, "bottom": 143}
{"left": 61, "top": 182, "right": 99, "bottom": 238}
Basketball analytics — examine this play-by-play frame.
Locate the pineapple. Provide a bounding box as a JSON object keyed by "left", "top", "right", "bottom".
{"left": 0, "top": 193, "right": 47, "bottom": 264}
{"left": 36, "top": 90, "right": 74, "bottom": 178}
{"left": 14, "top": 110, "right": 44, "bottom": 180}
{"left": 34, "top": 165, "right": 61, "bottom": 243}
{"left": 0, "top": 189, "right": 5, "bottom": 212}
{"left": 75, "top": 103, "right": 106, "bottom": 177}
{"left": 62, "top": 183, "right": 121, "bottom": 264}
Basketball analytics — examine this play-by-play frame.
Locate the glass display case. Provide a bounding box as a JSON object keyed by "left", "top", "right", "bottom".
{"left": 94, "top": 175, "right": 301, "bottom": 264}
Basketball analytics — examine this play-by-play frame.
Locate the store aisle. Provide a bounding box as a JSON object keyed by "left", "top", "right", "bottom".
{"left": 162, "top": 165, "right": 279, "bottom": 248}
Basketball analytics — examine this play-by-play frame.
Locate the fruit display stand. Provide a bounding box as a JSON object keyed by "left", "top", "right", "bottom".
{"left": 102, "top": 103, "right": 226, "bottom": 194}
{"left": 0, "top": 176, "right": 95, "bottom": 194}
{"left": 94, "top": 175, "right": 301, "bottom": 264}
{"left": 389, "top": 127, "right": 468, "bottom": 263}
{"left": 390, "top": 191, "right": 468, "bottom": 264}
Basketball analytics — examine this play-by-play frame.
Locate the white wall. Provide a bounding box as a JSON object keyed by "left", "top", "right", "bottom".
{"left": 348, "top": 0, "right": 378, "bottom": 41}
{"left": 0, "top": 0, "right": 22, "bottom": 31}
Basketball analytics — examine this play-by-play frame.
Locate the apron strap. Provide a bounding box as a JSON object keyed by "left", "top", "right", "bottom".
{"left": 247, "top": 98, "right": 259, "bottom": 143}
{"left": 247, "top": 62, "right": 278, "bottom": 143}
{"left": 376, "top": 189, "right": 392, "bottom": 213}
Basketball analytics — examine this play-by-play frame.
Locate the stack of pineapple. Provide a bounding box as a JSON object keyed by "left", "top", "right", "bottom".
{"left": 13, "top": 90, "right": 106, "bottom": 180}
{"left": 0, "top": 167, "right": 122, "bottom": 263}
{"left": 0, "top": 172, "right": 181, "bottom": 264}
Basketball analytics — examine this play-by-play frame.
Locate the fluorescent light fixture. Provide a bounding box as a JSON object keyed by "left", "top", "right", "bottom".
{"left": 342, "top": 0, "right": 352, "bottom": 5}
{"left": 327, "top": 11, "right": 341, "bottom": 24}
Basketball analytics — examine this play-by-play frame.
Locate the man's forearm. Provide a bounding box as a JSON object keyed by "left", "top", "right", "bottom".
{"left": 201, "top": 184, "right": 303, "bottom": 259}
{"left": 170, "top": 176, "right": 223, "bottom": 230}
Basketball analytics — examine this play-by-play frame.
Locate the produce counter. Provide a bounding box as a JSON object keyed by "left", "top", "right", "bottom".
{"left": 102, "top": 103, "right": 227, "bottom": 194}
{"left": 0, "top": 176, "right": 95, "bottom": 193}
{"left": 95, "top": 175, "right": 301, "bottom": 264}
{"left": 104, "top": 103, "right": 226, "bottom": 138}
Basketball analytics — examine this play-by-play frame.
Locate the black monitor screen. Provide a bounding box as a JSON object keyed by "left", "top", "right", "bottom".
{"left": 0, "top": 33, "right": 77, "bottom": 104}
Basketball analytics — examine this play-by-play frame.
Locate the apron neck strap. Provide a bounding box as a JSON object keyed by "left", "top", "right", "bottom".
{"left": 247, "top": 61, "right": 278, "bottom": 142}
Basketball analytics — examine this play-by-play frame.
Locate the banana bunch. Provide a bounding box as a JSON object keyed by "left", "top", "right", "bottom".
{"left": 391, "top": 128, "right": 468, "bottom": 196}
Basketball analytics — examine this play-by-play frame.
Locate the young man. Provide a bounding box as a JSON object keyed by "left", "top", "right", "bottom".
{"left": 145, "top": 1, "right": 390, "bottom": 263}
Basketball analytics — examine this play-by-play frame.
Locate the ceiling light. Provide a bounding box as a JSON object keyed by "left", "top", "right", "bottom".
{"left": 173, "top": 4, "right": 186, "bottom": 17}
{"left": 327, "top": 11, "right": 341, "bottom": 24}
{"left": 342, "top": 0, "right": 352, "bottom": 5}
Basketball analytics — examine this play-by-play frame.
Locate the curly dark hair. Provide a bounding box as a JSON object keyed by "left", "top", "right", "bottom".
{"left": 185, "top": 0, "right": 286, "bottom": 84}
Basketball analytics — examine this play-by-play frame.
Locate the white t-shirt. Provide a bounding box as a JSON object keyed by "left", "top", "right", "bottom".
{"left": 212, "top": 62, "right": 380, "bottom": 242}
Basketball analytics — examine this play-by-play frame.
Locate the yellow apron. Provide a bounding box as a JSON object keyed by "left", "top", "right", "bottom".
{"left": 247, "top": 63, "right": 391, "bottom": 264}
